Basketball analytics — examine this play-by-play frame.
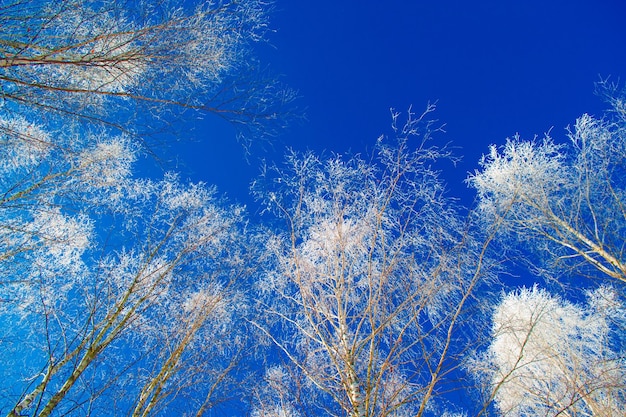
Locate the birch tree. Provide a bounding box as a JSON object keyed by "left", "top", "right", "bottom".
{"left": 472, "top": 286, "right": 626, "bottom": 417}
{"left": 0, "top": 120, "right": 250, "bottom": 416}
{"left": 0, "top": 1, "right": 278, "bottom": 415}
{"left": 251, "top": 106, "right": 492, "bottom": 417}
{"left": 468, "top": 83, "right": 626, "bottom": 285}
{"left": 0, "top": 0, "right": 290, "bottom": 143}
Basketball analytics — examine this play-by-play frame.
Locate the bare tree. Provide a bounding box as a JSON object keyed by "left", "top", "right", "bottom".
{"left": 0, "top": 0, "right": 292, "bottom": 144}
{"left": 467, "top": 83, "right": 626, "bottom": 416}
{"left": 250, "top": 106, "right": 493, "bottom": 417}
{"left": 0, "top": 119, "right": 250, "bottom": 416}
{"left": 0, "top": 2, "right": 281, "bottom": 415}
{"left": 471, "top": 286, "right": 626, "bottom": 417}
{"left": 468, "top": 82, "right": 626, "bottom": 285}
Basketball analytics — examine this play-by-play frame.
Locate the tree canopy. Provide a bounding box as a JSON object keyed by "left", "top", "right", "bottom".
{"left": 1, "top": 1, "right": 625, "bottom": 416}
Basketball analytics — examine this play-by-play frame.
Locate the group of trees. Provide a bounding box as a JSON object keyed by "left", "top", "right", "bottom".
{"left": 1, "top": 1, "right": 624, "bottom": 416}
{"left": 467, "top": 81, "right": 626, "bottom": 416}
{"left": 1, "top": 0, "right": 272, "bottom": 415}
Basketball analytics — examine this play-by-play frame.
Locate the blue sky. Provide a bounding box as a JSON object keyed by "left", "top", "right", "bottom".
{"left": 180, "top": 0, "right": 626, "bottom": 208}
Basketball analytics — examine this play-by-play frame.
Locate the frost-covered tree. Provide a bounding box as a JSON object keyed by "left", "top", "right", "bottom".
{"left": 473, "top": 286, "right": 626, "bottom": 417}
{"left": 0, "top": 1, "right": 282, "bottom": 415}
{"left": 0, "top": 120, "right": 250, "bottom": 416}
{"left": 0, "top": 0, "right": 291, "bottom": 143}
{"left": 468, "top": 83, "right": 626, "bottom": 285}
{"left": 251, "top": 106, "right": 491, "bottom": 417}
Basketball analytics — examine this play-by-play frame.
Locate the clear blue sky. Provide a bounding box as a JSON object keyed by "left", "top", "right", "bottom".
{"left": 181, "top": 0, "right": 626, "bottom": 208}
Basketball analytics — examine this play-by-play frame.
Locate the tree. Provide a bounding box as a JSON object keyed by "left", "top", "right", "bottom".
{"left": 250, "top": 106, "right": 492, "bottom": 417}
{"left": 1, "top": 1, "right": 280, "bottom": 415}
{"left": 467, "top": 83, "right": 626, "bottom": 285}
{"left": 0, "top": 0, "right": 292, "bottom": 144}
{"left": 472, "top": 286, "right": 626, "bottom": 417}
{"left": 0, "top": 118, "right": 251, "bottom": 415}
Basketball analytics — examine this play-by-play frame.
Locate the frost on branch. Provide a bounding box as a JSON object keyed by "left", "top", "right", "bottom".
{"left": 44, "top": 8, "right": 146, "bottom": 95}
{"left": 1, "top": 0, "right": 257, "bottom": 97}
{"left": 0, "top": 149, "right": 247, "bottom": 415}
{"left": 253, "top": 106, "right": 486, "bottom": 417}
{"left": 468, "top": 136, "right": 567, "bottom": 224}
{"left": 29, "top": 207, "right": 92, "bottom": 265}
{"left": 469, "top": 100, "right": 626, "bottom": 284}
{"left": 476, "top": 286, "right": 626, "bottom": 416}
{"left": 76, "top": 135, "right": 137, "bottom": 188}
{"left": 0, "top": 116, "right": 53, "bottom": 172}
{"left": 0, "top": 0, "right": 284, "bottom": 141}
{"left": 251, "top": 366, "right": 304, "bottom": 417}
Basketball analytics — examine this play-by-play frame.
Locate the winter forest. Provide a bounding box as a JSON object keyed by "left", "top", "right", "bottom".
{"left": 1, "top": 1, "right": 625, "bottom": 416}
